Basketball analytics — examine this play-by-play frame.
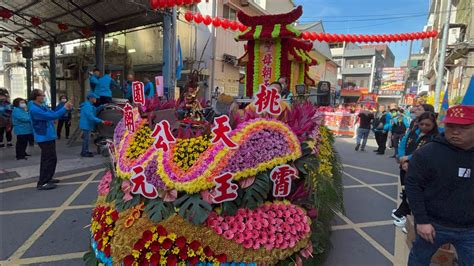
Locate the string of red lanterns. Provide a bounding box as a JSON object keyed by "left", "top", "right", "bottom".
{"left": 149, "top": 0, "right": 201, "bottom": 10}
{"left": 184, "top": 11, "right": 248, "bottom": 32}
{"left": 299, "top": 30, "right": 438, "bottom": 43}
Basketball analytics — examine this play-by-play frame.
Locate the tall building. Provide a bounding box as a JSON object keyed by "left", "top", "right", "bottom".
{"left": 361, "top": 44, "right": 395, "bottom": 67}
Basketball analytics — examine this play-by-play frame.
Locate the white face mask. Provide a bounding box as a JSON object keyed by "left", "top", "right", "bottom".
{"left": 61, "top": 98, "right": 67, "bottom": 102}
{"left": 19, "top": 103, "right": 27, "bottom": 108}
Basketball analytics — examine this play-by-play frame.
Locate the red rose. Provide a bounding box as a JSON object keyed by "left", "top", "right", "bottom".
{"left": 149, "top": 241, "right": 161, "bottom": 252}
{"left": 142, "top": 230, "right": 153, "bottom": 242}
{"left": 189, "top": 256, "right": 199, "bottom": 265}
{"left": 139, "top": 260, "right": 149, "bottom": 266}
{"left": 110, "top": 211, "right": 119, "bottom": 221}
{"left": 179, "top": 248, "right": 188, "bottom": 260}
{"left": 167, "top": 254, "right": 178, "bottom": 266}
{"left": 203, "top": 246, "right": 214, "bottom": 257}
{"left": 123, "top": 255, "right": 135, "bottom": 266}
{"left": 189, "top": 240, "right": 201, "bottom": 251}
{"left": 104, "top": 244, "right": 111, "bottom": 257}
{"left": 162, "top": 238, "right": 173, "bottom": 249}
{"left": 216, "top": 253, "right": 227, "bottom": 263}
{"left": 133, "top": 239, "right": 145, "bottom": 251}
{"left": 156, "top": 225, "right": 167, "bottom": 236}
{"left": 97, "top": 240, "right": 103, "bottom": 250}
{"left": 150, "top": 253, "right": 160, "bottom": 266}
{"left": 175, "top": 236, "right": 187, "bottom": 249}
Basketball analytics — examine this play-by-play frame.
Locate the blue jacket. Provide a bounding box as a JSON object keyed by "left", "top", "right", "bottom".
{"left": 387, "top": 114, "right": 410, "bottom": 133}
{"left": 95, "top": 74, "right": 119, "bottom": 97}
{"left": 398, "top": 128, "right": 420, "bottom": 159}
{"left": 12, "top": 107, "right": 33, "bottom": 135}
{"left": 90, "top": 75, "right": 100, "bottom": 92}
{"left": 123, "top": 81, "right": 132, "bottom": 99}
{"left": 144, "top": 81, "right": 155, "bottom": 99}
{"left": 0, "top": 101, "right": 12, "bottom": 127}
{"left": 79, "top": 101, "right": 103, "bottom": 130}
{"left": 29, "top": 102, "right": 67, "bottom": 143}
{"left": 55, "top": 102, "right": 73, "bottom": 120}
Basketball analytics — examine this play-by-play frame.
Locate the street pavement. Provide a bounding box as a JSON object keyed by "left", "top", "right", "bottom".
{"left": 0, "top": 136, "right": 411, "bottom": 265}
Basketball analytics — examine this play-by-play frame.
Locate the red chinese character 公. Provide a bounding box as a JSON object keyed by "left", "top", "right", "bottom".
{"left": 212, "top": 173, "right": 238, "bottom": 203}
{"left": 211, "top": 115, "right": 237, "bottom": 149}
{"left": 151, "top": 120, "right": 176, "bottom": 152}
{"left": 123, "top": 103, "right": 135, "bottom": 132}
{"left": 270, "top": 165, "right": 296, "bottom": 197}
{"left": 130, "top": 166, "right": 158, "bottom": 199}
{"left": 253, "top": 84, "right": 282, "bottom": 115}
{"left": 132, "top": 81, "right": 145, "bottom": 105}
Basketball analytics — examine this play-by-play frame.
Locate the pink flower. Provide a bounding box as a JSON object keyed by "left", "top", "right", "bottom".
{"left": 243, "top": 239, "right": 253, "bottom": 249}
{"left": 284, "top": 210, "right": 292, "bottom": 218}
{"left": 282, "top": 224, "right": 290, "bottom": 232}
{"left": 287, "top": 217, "right": 295, "bottom": 225}
{"left": 290, "top": 226, "right": 297, "bottom": 235}
{"left": 276, "top": 209, "right": 283, "bottom": 217}
{"left": 225, "top": 216, "right": 235, "bottom": 224}
{"left": 200, "top": 189, "right": 214, "bottom": 204}
{"left": 229, "top": 222, "right": 239, "bottom": 234}
{"left": 264, "top": 243, "right": 274, "bottom": 251}
{"left": 214, "top": 227, "right": 223, "bottom": 235}
{"left": 294, "top": 223, "right": 302, "bottom": 232}
{"left": 121, "top": 180, "right": 133, "bottom": 202}
{"left": 261, "top": 219, "right": 269, "bottom": 228}
{"left": 223, "top": 230, "right": 235, "bottom": 240}
{"left": 299, "top": 242, "right": 313, "bottom": 258}
{"left": 253, "top": 220, "right": 262, "bottom": 230}
{"left": 245, "top": 221, "right": 253, "bottom": 230}
{"left": 158, "top": 189, "right": 177, "bottom": 202}
{"left": 236, "top": 222, "right": 245, "bottom": 232}
{"left": 234, "top": 233, "right": 245, "bottom": 244}
{"left": 276, "top": 233, "right": 284, "bottom": 244}
{"left": 280, "top": 241, "right": 288, "bottom": 249}
{"left": 238, "top": 176, "right": 255, "bottom": 188}
{"left": 243, "top": 231, "right": 253, "bottom": 240}
{"left": 304, "top": 224, "right": 311, "bottom": 233}
{"left": 267, "top": 233, "right": 276, "bottom": 244}
{"left": 295, "top": 254, "right": 303, "bottom": 266}
{"left": 221, "top": 222, "right": 229, "bottom": 231}
{"left": 250, "top": 230, "right": 259, "bottom": 239}
{"left": 259, "top": 232, "right": 268, "bottom": 244}
{"left": 252, "top": 241, "right": 261, "bottom": 250}
{"left": 97, "top": 171, "right": 112, "bottom": 195}
{"left": 275, "top": 218, "right": 283, "bottom": 226}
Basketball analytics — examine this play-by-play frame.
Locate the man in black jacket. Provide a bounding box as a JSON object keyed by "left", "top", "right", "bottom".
{"left": 406, "top": 105, "right": 474, "bottom": 265}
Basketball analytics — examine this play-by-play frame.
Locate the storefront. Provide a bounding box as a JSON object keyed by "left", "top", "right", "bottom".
{"left": 340, "top": 87, "right": 369, "bottom": 103}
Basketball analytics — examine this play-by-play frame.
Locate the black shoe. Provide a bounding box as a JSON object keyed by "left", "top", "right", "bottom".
{"left": 49, "top": 179, "right": 60, "bottom": 184}
{"left": 37, "top": 183, "right": 57, "bottom": 190}
{"left": 16, "top": 157, "right": 27, "bottom": 160}
{"left": 7, "top": 142, "right": 13, "bottom": 147}
{"left": 376, "top": 152, "right": 385, "bottom": 155}
{"left": 25, "top": 153, "right": 31, "bottom": 156}
{"left": 389, "top": 155, "right": 397, "bottom": 158}
{"left": 361, "top": 148, "right": 365, "bottom": 152}
{"left": 81, "top": 153, "right": 94, "bottom": 157}
{"left": 373, "top": 149, "right": 379, "bottom": 152}
{"left": 355, "top": 144, "right": 360, "bottom": 151}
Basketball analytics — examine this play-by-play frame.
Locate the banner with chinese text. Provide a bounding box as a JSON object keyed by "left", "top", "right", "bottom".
{"left": 380, "top": 67, "right": 406, "bottom": 96}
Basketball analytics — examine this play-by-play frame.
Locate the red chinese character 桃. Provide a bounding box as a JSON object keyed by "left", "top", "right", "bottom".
{"left": 130, "top": 166, "right": 158, "bottom": 199}
{"left": 212, "top": 172, "right": 238, "bottom": 203}
{"left": 132, "top": 81, "right": 145, "bottom": 105}
{"left": 123, "top": 103, "right": 135, "bottom": 132}
{"left": 211, "top": 115, "right": 237, "bottom": 149}
{"left": 253, "top": 84, "right": 282, "bottom": 115}
{"left": 151, "top": 120, "right": 176, "bottom": 152}
{"left": 270, "top": 165, "right": 296, "bottom": 197}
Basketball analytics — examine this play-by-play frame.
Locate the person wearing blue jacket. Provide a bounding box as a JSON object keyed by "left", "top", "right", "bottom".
{"left": 94, "top": 70, "right": 120, "bottom": 106}
{"left": 143, "top": 76, "right": 155, "bottom": 100}
{"left": 123, "top": 74, "right": 134, "bottom": 101}
{"left": 89, "top": 68, "right": 100, "bottom": 92}
{"left": 79, "top": 92, "right": 112, "bottom": 157}
{"left": 55, "top": 95, "right": 73, "bottom": 139}
{"left": 12, "top": 98, "right": 33, "bottom": 160}
{"left": 387, "top": 108, "right": 410, "bottom": 158}
{"left": 29, "top": 89, "right": 73, "bottom": 190}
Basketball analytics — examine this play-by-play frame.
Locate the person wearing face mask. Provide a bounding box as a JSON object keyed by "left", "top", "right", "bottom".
{"left": 12, "top": 98, "right": 34, "bottom": 160}
{"left": 29, "top": 89, "right": 73, "bottom": 190}
{"left": 0, "top": 92, "right": 13, "bottom": 148}
{"left": 55, "top": 95, "right": 73, "bottom": 139}
{"left": 387, "top": 107, "right": 410, "bottom": 158}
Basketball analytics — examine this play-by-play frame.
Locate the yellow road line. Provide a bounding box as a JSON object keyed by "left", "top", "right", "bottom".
{"left": 0, "top": 252, "right": 85, "bottom": 265}
{"left": 0, "top": 205, "right": 94, "bottom": 216}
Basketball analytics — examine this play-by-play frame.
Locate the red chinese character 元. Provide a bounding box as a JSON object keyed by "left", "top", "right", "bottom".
{"left": 211, "top": 115, "right": 238, "bottom": 149}
{"left": 270, "top": 165, "right": 296, "bottom": 197}
{"left": 212, "top": 173, "right": 238, "bottom": 203}
{"left": 253, "top": 84, "right": 282, "bottom": 115}
{"left": 151, "top": 120, "right": 176, "bottom": 152}
{"left": 123, "top": 103, "right": 135, "bottom": 132}
{"left": 130, "top": 166, "right": 158, "bottom": 199}
{"left": 132, "top": 81, "right": 145, "bottom": 105}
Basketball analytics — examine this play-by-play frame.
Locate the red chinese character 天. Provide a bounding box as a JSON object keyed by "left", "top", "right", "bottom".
{"left": 151, "top": 120, "right": 176, "bottom": 152}
{"left": 270, "top": 165, "right": 296, "bottom": 197}
{"left": 130, "top": 166, "right": 158, "bottom": 199}
{"left": 212, "top": 172, "right": 238, "bottom": 203}
{"left": 132, "top": 81, "right": 145, "bottom": 105}
{"left": 253, "top": 84, "right": 282, "bottom": 115}
{"left": 123, "top": 103, "right": 135, "bottom": 132}
{"left": 211, "top": 115, "right": 237, "bottom": 149}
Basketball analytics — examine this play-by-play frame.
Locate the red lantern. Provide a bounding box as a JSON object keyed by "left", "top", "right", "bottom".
{"left": 194, "top": 0, "right": 201, "bottom": 3}
{"left": 81, "top": 28, "right": 92, "bottom": 36}
{"left": 212, "top": 17, "right": 221, "bottom": 27}
{"left": 310, "top": 32, "right": 317, "bottom": 41}
{"left": 158, "top": 0, "right": 167, "bottom": 8}
{"left": 167, "top": 0, "right": 175, "bottom": 7}
{"left": 57, "top": 23, "right": 68, "bottom": 31}
{"left": 0, "top": 8, "right": 13, "bottom": 19}
{"left": 150, "top": 0, "right": 160, "bottom": 9}
{"left": 326, "top": 33, "right": 334, "bottom": 42}
{"left": 184, "top": 11, "right": 193, "bottom": 22}
{"left": 175, "top": 0, "right": 184, "bottom": 4}
{"left": 16, "top": 36, "right": 25, "bottom": 43}
{"left": 221, "top": 18, "right": 229, "bottom": 29}
{"left": 193, "top": 13, "right": 203, "bottom": 24}
{"left": 30, "top": 16, "right": 42, "bottom": 27}
{"left": 432, "top": 31, "right": 438, "bottom": 37}
{"left": 317, "top": 32, "right": 324, "bottom": 41}
{"left": 229, "top": 20, "right": 239, "bottom": 31}
{"left": 184, "top": 0, "right": 193, "bottom": 4}
{"left": 238, "top": 23, "right": 247, "bottom": 32}
{"left": 421, "top": 32, "right": 429, "bottom": 38}
{"left": 301, "top": 31, "right": 310, "bottom": 40}
{"left": 203, "top": 15, "right": 212, "bottom": 25}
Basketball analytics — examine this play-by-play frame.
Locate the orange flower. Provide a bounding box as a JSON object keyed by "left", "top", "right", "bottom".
{"left": 125, "top": 216, "right": 135, "bottom": 228}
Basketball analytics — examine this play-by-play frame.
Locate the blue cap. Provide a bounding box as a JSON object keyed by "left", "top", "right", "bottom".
{"left": 87, "top": 91, "right": 98, "bottom": 99}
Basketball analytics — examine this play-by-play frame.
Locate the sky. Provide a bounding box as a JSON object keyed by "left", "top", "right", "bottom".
{"left": 293, "top": 0, "right": 430, "bottom": 66}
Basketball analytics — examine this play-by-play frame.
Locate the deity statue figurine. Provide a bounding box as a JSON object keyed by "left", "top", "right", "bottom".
{"left": 182, "top": 86, "right": 204, "bottom": 122}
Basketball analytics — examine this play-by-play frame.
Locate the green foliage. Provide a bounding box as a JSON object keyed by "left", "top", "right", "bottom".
{"left": 241, "top": 172, "right": 270, "bottom": 209}
{"left": 174, "top": 194, "right": 212, "bottom": 224}
{"left": 221, "top": 190, "right": 243, "bottom": 216}
{"left": 145, "top": 199, "right": 174, "bottom": 222}
{"left": 105, "top": 176, "right": 121, "bottom": 203}
{"left": 83, "top": 250, "right": 99, "bottom": 266}
{"left": 115, "top": 192, "right": 141, "bottom": 212}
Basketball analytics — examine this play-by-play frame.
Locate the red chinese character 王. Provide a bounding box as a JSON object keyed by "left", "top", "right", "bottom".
{"left": 132, "top": 81, "right": 145, "bottom": 105}
{"left": 253, "top": 84, "right": 282, "bottom": 115}
{"left": 212, "top": 172, "right": 238, "bottom": 203}
{"left": 211, "top": 115, "right": 237, "bottom": 149}
{"left": 123, "top": 103, "right": 135, "bottom": 132}
{"left": 151, "top": 120, "right": 176, "bottom": 152}
{"left": 130, "top": 166, "right": 158, "bottom": 199}
{"left": 270, "top": 165, "right": 296, "bottom": 197}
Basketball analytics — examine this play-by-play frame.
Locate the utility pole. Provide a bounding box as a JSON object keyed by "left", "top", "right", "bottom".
{"left": 434, "top": 0, "right": 452, "bottom": 112}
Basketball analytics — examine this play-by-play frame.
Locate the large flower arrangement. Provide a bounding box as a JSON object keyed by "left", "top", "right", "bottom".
{"left": 86, "top": 100, "right": 342, "bottom": 266}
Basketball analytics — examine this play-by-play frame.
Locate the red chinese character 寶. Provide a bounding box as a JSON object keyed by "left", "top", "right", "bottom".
{"left": 132, "top": 81, "right": 145, "bottom": 105}
{"left": 212, "top": 173, "right": 238, "bottom": 203}
{"left": 151, "top": 120, "right": 176, "bottom": 152}
{"left": 211, "top": 115, "right": 237, "bottom": 148}
{"left": 130, "top": 166, "right": 158, "bottom": 199}
{"left": 270, "top": 165, "right": 296, "bottom": 197}
{"left": 253, "top": 84, "right": 282, "bottom": 115}
{"left": 123, "top": 103, "right": 135, "bottom": 132}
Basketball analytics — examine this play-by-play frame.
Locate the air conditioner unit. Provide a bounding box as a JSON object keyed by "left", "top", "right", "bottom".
{"left": 448, "top": 27, "right": 461, "bottom": 45}
{"left": 223, "top": 53, "right": 237, "bottom": 66}
{"left": 56, "top": 63, "right": 64, "bottom": 78}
